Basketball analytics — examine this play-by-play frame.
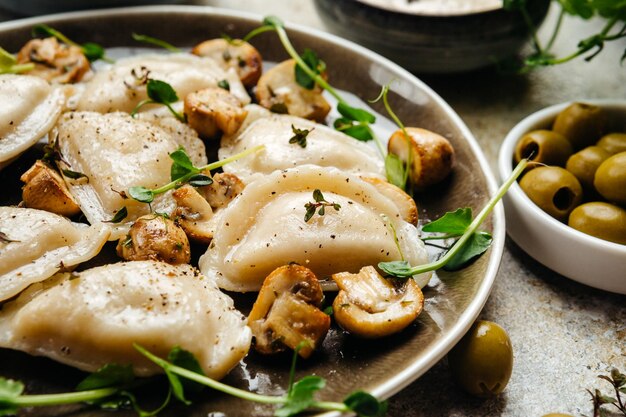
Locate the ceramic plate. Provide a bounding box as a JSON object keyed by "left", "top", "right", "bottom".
{"left": 0, "top": 6, "right": 504, "bottom": 416}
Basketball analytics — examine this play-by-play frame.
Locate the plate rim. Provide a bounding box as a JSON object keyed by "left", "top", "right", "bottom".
{"left": 0, "top": 3, "right": 505, "bottom": 406}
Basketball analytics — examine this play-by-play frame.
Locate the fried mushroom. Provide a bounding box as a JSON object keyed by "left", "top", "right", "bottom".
{"left": 197, "top": 172, "right": 245, "bottom": 210}
{"left": 172, "top": 184, "right": 215, "bottom": 245}
{"left": 255, "top": 59, "right": 330, "bottom": 122}
{"left": 248, "top": 264, "right": 330, "bottom": 358}
{"left": 184, "top": 87, "right": 248, "bottom": 140}
{"left": 116, "top": 214, "right": 191, "bottom": 264}
{"left": 332, "top": 266, "right": 424, "bottom": 338}
{"left": 192, "top": 38, "right": 262, "bottom": 88}
{"left": 20, "top": 160, "right": 82, "bottom": 217}
{"left": 16, "top": 37, "right": 90, "bottom": 84}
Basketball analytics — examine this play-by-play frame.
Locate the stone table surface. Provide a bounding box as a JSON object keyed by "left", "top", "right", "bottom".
{"left": 0, "top": 1, "right": 624, "bottom": 417}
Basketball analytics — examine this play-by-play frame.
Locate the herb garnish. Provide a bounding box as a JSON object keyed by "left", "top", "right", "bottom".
{"left": 304, "top": 189, "right": 341, "bottom": 222}
{"left": 288, "top": 125, "right": 312, "bottom": 148}
{"left": 0, "top": 47, "right": 34, "bottom": 74}
{"left": 131, "top": 33, "right": 181, "bottom": 52}
{"left": 217, "top": 79, "right": 230, "bottom": 90}
{"left": 589, "top": 368, "right": 626, "bottom": 417}
{"left": 502, "top": 0, "right": 626, "bottom": 72}
{"left": 130, "top": 78, "right": 186, "bottom": 122}
{"left": 105, "top": 207, "right": 128, "bottom": 223}
{"left": 379, "top": 158, "right": 528, "bottom": 277}
{"left": 61, "top": 169, "right": 89, "bottom": 181}
{"left": 128, "top": 145, "right": 264, "bottom": 204}
{"left": 31, "top": 24, "right": 112, "bottom": 63}
{"left": 295, "top": 48, "right": 326, "bottom": 90}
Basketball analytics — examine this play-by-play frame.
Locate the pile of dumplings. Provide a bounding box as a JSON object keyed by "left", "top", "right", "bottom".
{"left": 0, "top": 32, "right": 447, "bottom": 381}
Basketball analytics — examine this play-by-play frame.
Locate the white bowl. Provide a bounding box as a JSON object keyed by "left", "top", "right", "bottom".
{"left": 498, "top": 100, "right": 626, "bottom": 295}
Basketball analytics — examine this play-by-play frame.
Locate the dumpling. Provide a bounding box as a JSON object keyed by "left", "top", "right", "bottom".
{"left": 0, "top": 207, "right": 109, "bottom": 302}
{"left": 54, "top": 111, "right": 207, "bottom": 239}
{"left": 199, "top": 165, "right": 429, "bottom": 292}
{"left": 76, "top": 54, "right": 249, "bottom": 114}
{"left": 0, "top": 74, "right": 66, "bottom": 169}
{"left": 219, "top": 107, "right": 385, "bottom": 182}
{"left": 0, "top": 261, "right": 251, "bottom": 380}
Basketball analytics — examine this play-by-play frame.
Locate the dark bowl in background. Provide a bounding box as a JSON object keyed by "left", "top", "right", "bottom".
{"left": 0, "top": 0, "right": 183, "bottom": 16}
{"left": 313, "top": 0, "right": 551, "bottom": 74}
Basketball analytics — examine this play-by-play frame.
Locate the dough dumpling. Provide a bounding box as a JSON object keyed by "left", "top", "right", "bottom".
{"left": 199, "top": 165, "right": 429, "bottom": 292}
{"left": 0, "top": 261, "right": 251, "bottom": 380}
{"left": 219, "top": 109, "right": 385, "bottom": 182}
{"left": 0, "top": 207, "right": 109, "bottom": 302}
{"left": 0, "top": 74, "right": 66, "bottom": 168}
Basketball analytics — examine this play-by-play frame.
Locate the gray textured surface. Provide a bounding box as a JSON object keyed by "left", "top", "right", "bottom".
{"left": 0, "top": 1, "right": 624, "bottom": 416}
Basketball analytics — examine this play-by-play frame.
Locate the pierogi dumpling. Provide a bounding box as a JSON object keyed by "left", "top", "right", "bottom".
{"left": 0, "top": 206, "right": 109, "bottom": 302}
{"left": 199, "top": 165, "right": 429, "bottom": 292}
{"left": 0, "top": 261, "right": 251, "bottom": 379}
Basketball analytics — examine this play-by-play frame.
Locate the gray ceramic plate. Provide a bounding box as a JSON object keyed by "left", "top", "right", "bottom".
{"left": 0, "top": 6, "right": 504, "bottom": 416}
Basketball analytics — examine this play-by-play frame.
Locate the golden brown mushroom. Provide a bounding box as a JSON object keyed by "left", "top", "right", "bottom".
{"left": 387, "top": 127, "right": 455, "bottom": 189}
{"left": 248, "top": 264, "right": 331, "bottom": 358}
{"left": 197, "top": 172, "right": 245, "bottom": 210}
{"left": 192, "top": 38, "right": 262, "bottom": 88}
{"left": 184, "top": 87, "right": 248, "bottom": 140}
{"left": 16, "top": 37, "right": 90, "bottom": 84}
{"left": 20, "top": 160, "right": 81, "bottom": 217}
{"left": 332, "top": 266, "right": 424, "bottom": 338}
{"left": 255, "top": 59, "right": 330, "bottom": 122}
{"left": 172, "top": 184, "right": 215, "bottom": 245}
{"left": 116, "top": 214, "right": 191, "bottom": 264}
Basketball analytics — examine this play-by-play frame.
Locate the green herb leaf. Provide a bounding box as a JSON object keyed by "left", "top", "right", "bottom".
{"left": 32, "top": 24, "right": 109, "bottom": 63}
{"left": 378, "top": 260, "right": 412, "bottom": 277}
{"left": 168, "top": 347, "right": 206, "bottom": 394}
{"left": 442, "top": 231, "right": 493, "bottom": 271}
{"left": 129, "top": 186, "right": 155, "bottom": 203}
{"left": 559, "top": 0, "right": 595, "bottom": 19}
{"left": 132, "top": 33, "right": 181, "bottom": 52}
{"left": 275, "top": 376, "right": 326, "bottom": 417}
{"left": 171, "top": 163, "right": 192, "bottom": 182}
{"left": 0, "top": 47, "right": 16, "bottom": 67}
{"left": 422, "top": 208, "right": 472, "bottom": 235}
{"left": 0, "top": 378, "right": 23, "bottom": 416}
{"left": 270, "top": 102, "right": 289, "bottom": 114}
{"left": 188, "top": 174, "right": 213, "bottom": 187}
{"left": 61, "top": 169, "right": 88, "bottom": 181}
{"left": 262, "top": 16, "right": 285, "bottom": 28}
{"left": 81, "top": 42, "right": 105, "bottom": 62}
{"left": 333, "top": 119, "right": 373, "bottom": 142}
{"left": 288, "top": 125, "right": 312, "bottom": 148}
{"left": 76, "top": 364, "right": 135, "bottom": 391}
{"left": 147, "top": 79, "right": 179, "bottom": 104}
{"left": 312, "top": 189, "right": 324, "bottom": 202}
{"left": 217, "top": 79, "right": 230, "bottom": 90}
{"left": 106, "top": 207, "right": 128, "bottom": 223}
{"left": 343, "top": 391, "right": 388, "bottom": 417}
{"left": 169, "top": 147, "right": 196, "bottom": 171}
{"left": 295, "top": 49, "right": 326, "bottom": 90}
{"left": 323, "top": 306, "right": 333, "bottom": 316}
{"left": 337, "top": 102, "right": 376, "bottom": 123}
{"left": 385, "top": 153, "right": 406, "bottom": 189}
{"left": 304, "top": 204, "right": 316, "bottom": 222}
{"left": 610, "top": 368, "right": 626, "bottom": 387}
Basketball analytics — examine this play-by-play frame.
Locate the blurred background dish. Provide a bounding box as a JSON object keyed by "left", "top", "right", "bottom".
{"left": 0, "top": 0, "right": 183, "bottom": 16}
{"left": 313, "top": 0, "right": 551, "bottom": 74}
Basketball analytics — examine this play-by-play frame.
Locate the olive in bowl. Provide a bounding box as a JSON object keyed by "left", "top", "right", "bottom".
{"left": 498, "top": 100, "right": 626, "bottom": 295}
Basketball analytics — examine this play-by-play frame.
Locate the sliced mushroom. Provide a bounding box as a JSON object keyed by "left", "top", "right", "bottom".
{"left": 16, "top": 37, "right": 90, "bottom": 84}
{"left": 387, "top": 128, "right": 455, "bottom": 189}
{"left": 248, "top": 264, "right": 330, "bottom": 358}
{"left": 20, "top": 160, "right": 82, "bottom": 217}
{"left": 116, "top": 214, "right": 191, "bottom": 264}
{"left": 192, "top": 38, "right": 262, "bottom": 88}
{"left": 184, "top": 87, "right": 248, "bottom": 140}
{"left": 172, "top": 184, "right": 215, "bottom": 245}
{"left": 361, "top": 177, "right": 418, "bottom": 225}
{"left": 332, "top": 266, "right": 424, "bottom": 338}
{"left": 197, "top": 172, "right": 245, "bottom": 210}
{"left": 255, "top": 59, "right": 330, "bottom": 123}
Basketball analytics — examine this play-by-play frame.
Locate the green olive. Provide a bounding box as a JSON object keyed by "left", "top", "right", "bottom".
{"left": 519, "top": 166, "right": 583, "bottom": 221}
{"left": 448, "top": 320, "right": 513, "bottom": 398}
{"left": 568, "top": 202, "right": 626, "bottom": 244}
{"left": 594, "top": 152, "right": 626, "bottom": 206}
{"left": 514, "top": 129, "right": 573, "bottom": 168}
{"left": 596, "top": 132, "right": 626, "bottom": 154}
{"left": 552, "top": 102, "right": 607, "bottom": 150}
{"left": 565, "top": 146, "right": 611, "bottom": 191}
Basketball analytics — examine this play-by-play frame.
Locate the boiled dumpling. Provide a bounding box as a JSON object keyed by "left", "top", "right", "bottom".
{"left": 199, "top": 165, "right": 429, "bottom": 292}
{"left": 0, "top": 261, "right": 251, "bottom": 379}
{"left": 54, "top": 111, "right": 207, "bottom": 239}
{"left": 0, "top": 206, "right": 109, "bottom": 302}
{"left": 0, "top": 74, "right": 66, "bottom": 169}
{"left": 219, "top": 108, "right": 385, "bottom": 182}
{"left": 76, "top": 54, "right": 249, "bottom": 114}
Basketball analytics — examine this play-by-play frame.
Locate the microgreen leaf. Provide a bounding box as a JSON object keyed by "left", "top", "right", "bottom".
{"left": 422, "top": 208, "right": 472, "bottom": 235}
{"left": 0, "top": 377, "right": 24, "bottom": 404}
{"left": 333, "top": 119, "right": 373, "bottom": 141}
{"left": 343, "top": 391, "right": 388, "bottom": 417}
{"left": 171, "top": 163, "right": 192, "bottom": 182}
{"left": 147, "top": 79, "right": 179, "bottom": 104}
{"left": 132, "top": 33, "right": 181, "bottom": 52}
{"left": 275, "top": 376, "right": 325, "bottom": 417}
{"left": 442, "top": 231, "right": 493, "bottom": 271}
{"left": 188, "top": 174, "right": 213, "bottom": 187}
{"left": 385, "top": 153, "right": 406, "bottom": 189}
{"left": 270, "top": 102, "right": 289, "bottom": 114}
{"left": 262, "top": 16, "right": 285, "bottom": 28}
{"left": 288, "top": 125, "right": 312, "bottom": 148}
{"left": 106, "top": 207, "right": 128, "bottom": 223}
{"left": 169, "top": 147, "right": 197, "bottom": 171}
{"left": 295, "top": 49, "right": 326, "bottom": 90}
{"left": 323, "top": 306, "right": 334, "bottom": 316}
{"left": 168, "top": 347, "right": 206, "bottom": 395}
{"left": 76, "top": 364, "right": 135, "bottom": 391}
{"left": 31, "top": 24, "right": 110, "bottom": 63}
{"left": 378, "top": 260, "right": 412, "bottom": 277}
{"left": 217, "top": 79, "right": 230, "bottom": 90}
{"left": 129, "top": 186, "right": 155, "bottom": 203}
{"left": 559, "top": 0, "right": 595, "bottom": 19}
{"left": 304, "top": 205, "right": 316, "bottom": 222}
{"left": 313, "top": 189, "right": 324, "bottom": 202}
{"left": 0, "top": 47, "right": 34, "bottom": 74}
{"left": 81, "top": 42, "right": 106, "bottom": 62}
{"left": 61, "top": 169, "right": 88, "bottom": 181}
{"left": 337, "top": 102, "right": 376, "bottom": 123}
{"left": 0, "top": 47, "right": 15, "bottom": 67}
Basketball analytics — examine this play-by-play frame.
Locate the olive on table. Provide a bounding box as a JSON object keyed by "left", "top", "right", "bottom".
{"left": 565, "top": 146, "right": 611, "bottom": 191}
{"left": 448, "top": 320, "right": 513, "bottom": 398}
{"left": 519, "top": 166, "right": 583, "bottom": 222}
{"left": 596, "top": 132, "right": 626, "bottom": 154}
{"left": 514, "top": 129, "right": 573, "bottom": 168}
{"left": 568, "top": 202, "right": 626, "bottom": 245}
{"left": 594, "top": 152, "right": 626, "bottom": 206}
{"left": 552, "top": 102, "right": 607, "bottom": 150}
